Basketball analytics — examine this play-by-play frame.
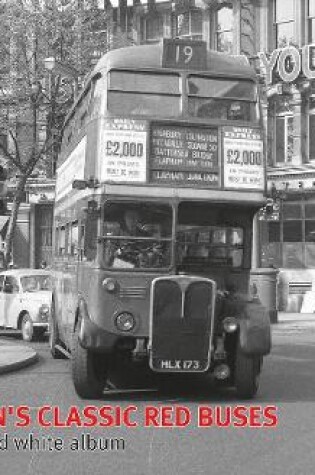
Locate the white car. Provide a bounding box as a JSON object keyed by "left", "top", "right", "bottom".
{"left": 0, "top": 269, "right": 52, "bottom": 341}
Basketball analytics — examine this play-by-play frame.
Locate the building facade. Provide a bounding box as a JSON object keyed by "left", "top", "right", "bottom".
{"left": 256, "top": 0, "right": 315, "bottom": 311}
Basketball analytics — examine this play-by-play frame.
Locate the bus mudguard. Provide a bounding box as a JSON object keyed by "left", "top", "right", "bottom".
{"left": 221, "top": 295, "right": 271, "bottom": 356}
{"left": 77, "top": 299, "right": 119, "bottom": 353}
{"left": 238, "top": 300, "right": 271, "bottom": 356}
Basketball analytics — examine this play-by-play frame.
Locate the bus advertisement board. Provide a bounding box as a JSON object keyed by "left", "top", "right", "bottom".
{"left": 55, "top": 136, "right": 86, "bottom": 200}
{"left": 223, "top": 126, "right": 264, "bottom": 190}
{"left": 100, "top": 118, "right": 148, "bottom": 183}
{"left": 150, "top": 124, "right": 219, "bottom": 187}
{"left": 100, "top": 122, "right": 263, "bottom": 191}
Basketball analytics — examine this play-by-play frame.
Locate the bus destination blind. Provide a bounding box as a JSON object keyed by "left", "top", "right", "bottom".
{"left": 150, "top": 125, "right": 219, "bottom": 188}
{"left": 162, "top": 39, "right": 207, "bottom": 70}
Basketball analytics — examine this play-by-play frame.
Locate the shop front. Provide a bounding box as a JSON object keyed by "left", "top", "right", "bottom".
{"left": 5, "top": 178, "right": 54, "bottom": 269}
{"left": 260, "top": 192, "right": 315, "bottom": 312}
{"left": 259, "top": 41, "right": 315, "bottom": 313}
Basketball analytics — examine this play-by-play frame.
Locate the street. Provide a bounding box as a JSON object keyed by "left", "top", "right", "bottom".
{"left": 0, "top": 322, "right": 314, "bottom": 475}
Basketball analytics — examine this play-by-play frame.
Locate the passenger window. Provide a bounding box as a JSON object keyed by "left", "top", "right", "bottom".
{"left": 59, "top": 227, "right": 66, "bottom": 255}
{"left": 0, "top": 276, "right": 5, "bottom": 292}
{"left": 66, "top": 223, "right": 71, "bottom": 255}
{"left": 4, "top": 276, "right": 19, "bottom": 294}
{"left": 79, "top": 224, "right": 85, "bottom": 260}
{"left": 84, "top": 213, "right": 98, "bottom": 261}
{"left": 71, "top": 222, "right": 79, "bottom": 256}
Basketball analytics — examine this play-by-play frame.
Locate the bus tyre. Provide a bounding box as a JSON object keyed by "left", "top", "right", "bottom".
{"left": 49, "top": 304, "right": 66, "bottom": 359}
{"left": 234, "top": 342, "right": 260, "bottom": 399}
{"left": 71, "top": 322, "right": 108, "bottom": 399}
{"left": 21, "top": 313, "right": 34, "bottom": 342}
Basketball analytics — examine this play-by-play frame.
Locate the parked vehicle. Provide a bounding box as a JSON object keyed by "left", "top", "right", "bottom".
{"left": 0, "top": 269, "right": 52, "bottom": 341}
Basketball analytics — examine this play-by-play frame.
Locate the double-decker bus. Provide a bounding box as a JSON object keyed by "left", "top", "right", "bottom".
{"left": 50, "top": 39, "right": 271, "bottom": 399}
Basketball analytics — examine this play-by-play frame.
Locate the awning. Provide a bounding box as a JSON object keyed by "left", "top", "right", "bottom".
{"left": 0, "top": 216, "right": 9, "bottom": 239}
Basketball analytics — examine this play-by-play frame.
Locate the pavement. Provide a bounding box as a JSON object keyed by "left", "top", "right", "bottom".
{"left": 0, "top": 312, "right": 313, "bottom": 375}
{"left": 278, "top": 311, "right": 315, "bottom": 322}
{"left": 0, "top": 340, "right": 38, "bottom": 375}
{"left": 276, "top": 311, "right": 315, "bottom": 330}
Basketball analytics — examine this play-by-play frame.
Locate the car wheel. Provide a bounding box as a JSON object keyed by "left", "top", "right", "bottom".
{"left": 49, "top": 302, "right": 66, "bottom": 359}
{"left": 234, "top": 341, "right": 261, "bottom": 399}
{"left": 21, "top": 313, "right": 34, "bottom": 342}
{"left": 71, "top": 321, "right": 108, "bottom": 399}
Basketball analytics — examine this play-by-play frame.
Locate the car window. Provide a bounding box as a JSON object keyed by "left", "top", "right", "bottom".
{"left": 3, "top": 276, "right": 19, "bottom": 294}
{"left": 21, "top": 275, "right": 52, "bottom": 292}
{"left": 0, "top": 276, "right": 4, "bottom": 292}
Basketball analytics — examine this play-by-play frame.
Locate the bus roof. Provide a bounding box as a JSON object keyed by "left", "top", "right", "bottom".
{"left": 91, "top": 42, "right": 256, "bottom": 80}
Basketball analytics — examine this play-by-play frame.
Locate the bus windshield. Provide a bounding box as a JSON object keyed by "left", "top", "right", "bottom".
{"left": 187, "top": 75, "right": 259, "bottom": 122}
{"left": 177, "top": 202, "right": 244, "bottom": 269}
{"left": 100, "top": 202, "right": 173, "bottom": 270}
{"left": 108, "top": 70, "right": 181, "bottom": 117}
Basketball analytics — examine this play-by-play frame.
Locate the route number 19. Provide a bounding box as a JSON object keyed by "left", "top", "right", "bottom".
{"left": 163, "top": 39, "right": 207, "bottom": 70}
{"left": 176, "top": 45, "right": 193, "bottom": 64}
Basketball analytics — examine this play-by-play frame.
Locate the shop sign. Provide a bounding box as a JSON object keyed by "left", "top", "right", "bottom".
{"left": 258, "top": 44, "right": 315, "bottom": 85}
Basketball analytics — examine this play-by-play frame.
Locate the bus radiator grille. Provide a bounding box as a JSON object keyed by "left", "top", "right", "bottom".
{"left": 119, "top": 287, "right": 147, "bottom": 299}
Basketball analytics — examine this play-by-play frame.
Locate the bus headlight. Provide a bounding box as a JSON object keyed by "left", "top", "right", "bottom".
{"left": 115, "top": 312, "right": 136, "bottom": 332}
{"left": 102, "top": 278, "right": 118, "bottom": 293}
{"left": 223, "top": 317, "right": 238, "bottom": 333}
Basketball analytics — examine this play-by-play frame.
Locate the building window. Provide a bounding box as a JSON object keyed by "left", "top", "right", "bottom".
{"left": 172, "top": 9, "right": 203, "bottom": 40}
{"left": 274, "top": 0, "right": 295, "bottom": 47}
{"left": 143, "top": 14, "right": 163, "bottom": 42}
{"left": 59, "top": 227, "right": 66, "bottom": 255}
{"left": 274, "top": 114, "right": 294, "bottom": 164}
{"left": 261, "top": 200, "right": 315, "bottom": 269}
{"left": 215, "top": 5, "right": 233, "bottom": 54}
{"left": 283, "top": 221, "right": 302, "bottom": 242}
{"left": 308, "top": 0, "right": 315, "bottom": 42}
{"left": 308, "top": 112, "right": 315, "bottom": 159}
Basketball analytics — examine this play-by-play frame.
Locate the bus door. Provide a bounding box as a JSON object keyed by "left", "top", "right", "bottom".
{"left": 149, "top": 276, "right": 216, "bottom": 373}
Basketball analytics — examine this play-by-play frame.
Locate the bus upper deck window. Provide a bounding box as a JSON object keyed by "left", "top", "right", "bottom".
{"left": 107, "top": 70, "right": 181, "bottom": 118}
{"left": 187, "top": 75, "right": 258, "bottom": 123}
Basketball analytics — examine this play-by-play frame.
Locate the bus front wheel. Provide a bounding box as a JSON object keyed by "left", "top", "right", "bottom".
{"left": 234, "top": 342, "right": 261, "bottom": 399}
{"left": 72, "top": 322, "right": 108, "bottom": 399}
{"left": 49, "top": 303, "right": 66, "bottom": 359}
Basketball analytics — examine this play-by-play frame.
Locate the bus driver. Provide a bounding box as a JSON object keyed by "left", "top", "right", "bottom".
{"left": 101, "top": 209, "right": 163, "bottom": 268}
{"left": 121, "top": 209, "right": 147, "bottom": 237}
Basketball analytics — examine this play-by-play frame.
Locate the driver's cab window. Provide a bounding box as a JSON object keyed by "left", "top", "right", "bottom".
{"left": 177, "top": 226, "right": 244, "bottom": 268}
{"left": 100, "top": 202, "right": 172, "bottom": 269}
{"left": 0, "top": 275, "right": 5, "bottom": 292}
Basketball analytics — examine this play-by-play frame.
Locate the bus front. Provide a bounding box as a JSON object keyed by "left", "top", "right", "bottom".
{"left": 65, "top": 39, "right": 271, "bottom": 399}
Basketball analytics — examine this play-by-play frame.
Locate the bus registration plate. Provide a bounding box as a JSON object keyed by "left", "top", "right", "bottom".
{"left": 154, "top": 359, "right": 204, "bottom": 372}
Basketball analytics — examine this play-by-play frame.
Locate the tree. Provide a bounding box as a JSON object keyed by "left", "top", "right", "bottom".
{"left": 0, "top": 0, "right": 111, "bottom": 267}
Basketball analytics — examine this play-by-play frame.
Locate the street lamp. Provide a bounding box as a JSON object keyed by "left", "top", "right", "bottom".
{"left": 43, "top": 57, "right": 79, "bottom": 97}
